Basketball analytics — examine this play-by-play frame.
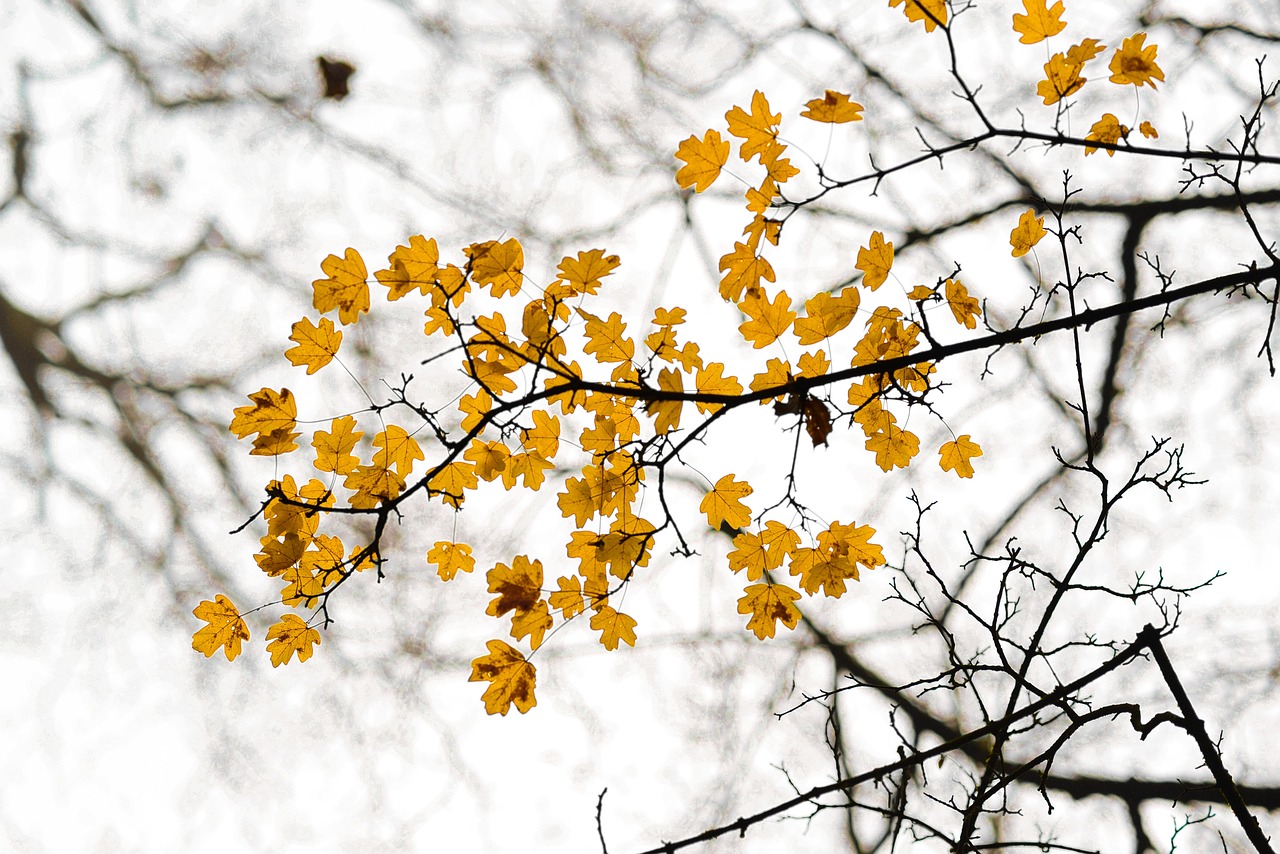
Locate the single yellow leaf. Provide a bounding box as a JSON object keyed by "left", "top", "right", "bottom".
{"left": 725, "top": 90, "right": 781, "bottom": 164}
{"left": 590, "top": 606, "right": 638, "bottom": 651}
{"left": 1009, "top": 209, "right": 1048, "bottom": 256}
{"left": 1012, "top": 0, "right": 1066, "bottom": 45}
{"left": 428, "top": 541, "right": 475, "bottom": 581}
{"left": 674, "top": 129, "right": 730, "bottom": 192}
{"left": 372, "top": 425, "right": 424, "bottom": 477}
{"left": 939, "top": 434, "right": 983, "bottom": 478}
{"left": 265, "top": 614, "right": 321, "bottom": 666}
{"left": 468, "top": 238, "right": 525, "bottom": 297}
{"left": 469, "top": 640, "right": 537, "bottom": 715}
{"left": 738, "top": 288, "right": 797, "bottom": 349}
{"left": 944, "top": 278, "right": 982, "bottom": 329}
{"left": 856, "top": 231, "right": 894, "bottom": 291}
{"left": 285, "top": 316, "right": 343, "bottom": 375}
{"left": 312, "top": 248, "right": 370, "bottom": 325}
{"left": 700, "top": 474, "right": 753, "bottom": 531}
{"left": 738, "top": 583, "right": 802, "bottom": 640}
{"left": 312, "top": 415, "right": 363, "bottom": 475}
{"left": 801, "top": 90, "right": 864, "bottom": 124}
{"left": 230, "top": 387, "right": 296, "bottom": 442}
{"left": 888, "top": 0, "right": 948, "bottom": 32}
{"left": 557, "top": 248, "right": 621, "bottom": 295}
{"left": 1108, "top": 32, "right": 1164, "bottom": 88}
{"left": 191, "top": 594, "right": 250, "bottom": 661}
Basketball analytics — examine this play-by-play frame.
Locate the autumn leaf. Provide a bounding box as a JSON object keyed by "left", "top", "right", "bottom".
{"left": 374, "top": 234, "right": 440, "bottom": 301}
{"left": 191, "top": 594, "right": 250, "bottom": 661}
{"left": 856, "top": 231, "right": 894, "bottom": 291}
{"left": 694, "top": 362, "right": 743, "bottom": 414}
{"left": 729, "top": 521, "right": 799, "bottom": 580}
{"left": 466, "top": 438, "right": 511, "bottom": 481}
{"left": 372, "top": 425, "right": 425, "bottom": 476}
{"left": 700, "top": 474, "right": 753, "bottom": 531}
{"left": 865, "top": 423, "right": 920, "bottom": 471}
{"left": 1085, "top": 113, "right": 1128, "bottom": 156}
{"left": 557, "top": 248, "right": 621, "bottom": 295}
{"left": 469, "top": 640, "right": 537, "bottom": 715}
{"left": 738, "top": 288, "right": 797, "bottom": 348}
{"left": 725, "top": 90, "right": 781, "bottom": 164}
{"left": 519, "top": 409, "right": 560, "bottom": 458}
{"left": 674, "top": 129, "right": 730, "bottom": 192}
{"left": 312, "top": 415, "right": 363, "bottom": 475}
{"left": 750, "top": 358, "right": 792, "bottom": 402}
{"left": 428, "top": 461, "right": 478, "bottom": 509}
{"left": 939, "top": 434, "right": 983, "bottom": 478}
{"left": 801, "top": 90, "right": 864, "bottom": 124}
{"left": 577, "top": 309, "right": 636, "bottom": 364}
{"left": 486, "top": 555, "right": 544, "bottom": 619}
{"left": 738, "top": 583, "right": 802, "bottom": 640}
{"left": 1037, "top": 53, "right": 1086, "bottom": 105}
{"left": 908, "top": 285, "right": 936, "bottom": 300}
{"left": 343, "top": 463, "right": 405, "bottom": 509}
{"left": 718, "top": 241, "right": 776, "bottom": 302}
{"left": 428, "top": 541, "right": 475, "bottom": 581}
{"left": 251, "top": 427, "right": 300, "bottom": 457}
{"left": 646, "top": 367, "right": 684, "bottom": 434}
{"left": 1009, "top": 209, "right": 1048, "bottom": 257}
{"left": 265, "top": 614, "right": 321, "bottom": 666}
{"left": 284, "top": 316, "right": 343, "bottom": 375}
{"left": 794, "top": 287, "right": 860, "bottom": 345}
{"left": 468, "top": 238, "right": 525, "bottom": 297}
{"left": 1012, "top": 0, "right": 1065, "bottom": 45}
{"left": 888, "top": 0, "right": 948, "bottom": 32}
{"left": 590, "top": 606, "right": 638, "bottom": 651}
{"left": 549, "top": 575, "right": 585, "bottom": 619}
{"left": 944, "top": 278, "right": 981, "bottom": 329}
{"left": 1139, "top": 121, "right": 1159, "bottom": 139}
{"left": 312, "top": 248, "right": 370, "bottom": 325}
{"left": 230, "top": 387, "right": 296, "bottom": 442}
{"left": 1108, "top": 33, "right": 1164, "bottom": 88}
{"left": 459, "top": 388, "right": 492, "bottom": 434}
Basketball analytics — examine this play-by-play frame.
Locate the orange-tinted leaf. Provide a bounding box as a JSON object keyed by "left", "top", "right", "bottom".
{"left": 549, "top": 575, "right": 585, "bottom": 619}
{"left": 945, "top": 278, "right": 982, "bottom": 329}
{"left": 725, "top": 90, "right": 781, "bottom": 164}
{"left": 674, "top": 129, "right": 730, "bottom": 192}
{"left": 265, "top": 614, "right": 321, "bottom": 666}
{"left": 700, "top": 474, "right": 753, "bottom": 531}
{"left": 312, "top": 248, "right": 370, "bottom": 325}
{"left": 738, "top": 583, "right": 802, "bottom": 639}
{"left": 557, "top": 248, "right": 621, "bottom": 295}
{"left": 888, "top": 0, "right": 948, "bottom": 32}
{"left": 372, "top": 425, "right": 425, "bottom": 477}
{"left": 1108, "top": 33, "right": 1164, "bottom": 88}
{"left": 694, "top": 363, "right": 743, "bottom": 414}
{"left": 590, "top": 606, "right": 638, "bottom": 651}
{"left": 428, "top": 541, "right": 475, "bottom": 581}
{"left": 1012, "top": 0, "right": 1066, "bottom": 44}
{"left": 738, "top": 288, "right": 797, "bottom": 349}
{"left": 801, "top": 90, "right": 865, "bottom": 124}
{"left": 485, "top": 555, "right": 544, "bottom": 619}
{"left": 856, "top": 231, "right": 894, "bottom": 291}
{"left": 865, "top": 423, "right": 920, "bottom": 471}
{"left": 312, "top": 415, "right": 363, "bottom": 475}
{"left": 285, "top": 316, "right": 343, "bottom": 374}
{"left": 191, "top": 594, "right": 250, "bottom": 661}
{"left": 469, "top": 640, "right": 537, "bottom": 715}
{"left": 1009, "top": 209, "right": 1048, "bottom": 256}
{"left": 230, "top": 387, "right": 296, "bottom": 441}
{"left": 468, "top": 238, "right": 525, "bottom": 297}
{"left": 718, "top": 241, "right": 776, "bottom": 302}
{"left": 939, "top": 434, "right": 983, "bottom": 478}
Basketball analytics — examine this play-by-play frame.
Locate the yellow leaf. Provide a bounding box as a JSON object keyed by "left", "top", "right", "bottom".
{"left": 312, "top": 415, "right": 363, "bottom": 475}
{"left": 549, "top": 575, "right": 585, "bottom": 619}
{"left": 794, "top": 287, "right": 860, "bottom": 344}
{"left": 469, "top": 640, "right": 537, "bottom": 715}
{"left": 939, "top": 434, "right": 983, "bottom": 478}
{"left": 1139, "top": 121, "right": 1159, "bottom": 139}
{"left": 908, "top": 285, "right": 936, "bottom": 300}
{"left": 590, "top": 606, "right": 638, "bottom": 651}
{"left": 801, "top": 89, "right": 865, "bottom": 124}
{"left": 725, "top": 90, "right": 781, "bottom": 164}
{"left": 485, "top": 555, "right": 544, "bottom": 621}
{"left": 519, "top": 409, "right": 560, "bottom": 458}
{"left": 1108, "top": 32, "right": 1164, "bottom": 88}
{"left": 251, "top": 427, "right": 300, "bottom": 457}
{"left": 738, "top": 288, "right": 797, "bottom": 349}
{"left": 465, "top": 438, "right": 511, "bottom": 481}
{"left": 343, "top": 463, "right": 405, "bottom": 509}
{"left": 424, "top": 305, "right": 455, "bottom": 337}
{"left": 511, "top": 600, "right": 552, "bottom": 650}
{"left": 428, "top": 541, "right": 475, "bottom": 581}
{"left": 1012, "top": 0, "right": 1065, "bottom": 45}
{"left": 468, "top": 238, "right": 525, "bottom": 297}
{"left": 255, "top": 532, "right": 306, "bottom": 576}
{"left": 1037, "top": 52, "right": 1086, "bottom": 105}
{"left": 945, "top": 278, "right": 982, "bottom": 329}
{"left": 694, "top": 363, "right": 743, "bottom": 414}
{"left": 749, "top": 358, "right": 792, "bottom": 403}
{"left": 265, "top": 614, "right": 321, "bottom": 666}
{"left": 738, "top": 583, "right": 802, "bottom": 640}
{"left": 797, "top": 349, "right": 830, "bottom": 379}
{"left": 428, "top": 461, "right": 478, "bottom": 509}
{"left": 230, "top": 387, "right": 296, "bottom": 442}
{"left": 700, "top": 474, "right": 753, "bottom": 531}
{"left": 1009, "top": 209, "right": 1048, "bottom": 257}
{"left": 372, "top": 425, "right": 424, "bottom": 477}
{"left": 191, "top": 594, "right": 250, "bottom": 661}
{"left": 557, "top": 248, "right": 621, "bottom": 295}
{"left": 577, "top": 309, "right": 635, "bottom": 364}
{"left": 1085, "top": 112, "right": 1129, "bottom": 156}
{"left": 284, "top": 316, "right": 343, "bottom": 375}
{"left": 374, "top": 234, "right": 439, "bottom": 301}
{"left": 856, "top": 231, "right": 894, "bottom": 291}
{"left": 888, "top": 0, "right": 948, "bottom": 32}
{"left": 312, "top": 248, "right": 370, "bottom": 326}
{"left": 459, "top": 388, "right": 493, "bottom": 434}
{"left": 718, "top": 241, "right": 776, "bottom": 302}
{"left": 646, "top": 367, "right": 684, "bottom": 434}
{"left": 674, "top": 129, "right": 730, "bottom": 192}
{"left": 865, "top": 424, "right": 920, "bottom": 471}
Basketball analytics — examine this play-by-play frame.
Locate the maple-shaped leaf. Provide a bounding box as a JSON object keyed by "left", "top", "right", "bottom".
{"left": 423, "top": 305, "right": 455, "bottom": 337}
{"left": 264, "top": 475, "right": 329, "bottom": 540}
{"left": 519, "top": 409, "right": 560, "bottom": 458}
{"left": 191, "top": 594, "right": 250, "bottom": 661}
{"left": 469, "top": 640, "right": 537, "bottom": 715}
{"left": 1012, "top": 0, "right": 1065, "bottom": 44}
{"left": 1108, "top": 33, "right": 1164, "bottom": 88}
{"left": 549, "top": 575, "right": 585, "bottom": 619}
{"left": 646, "top": 367, "right": 684, "bottom": 434}
{"left": 945, "top": 278, "right": 982, "bottom": 329}
{"left": 486, "top": 555, "right": 544, "bottom": 619}
{"left": 694, "top": 362, "right": 743, "bottom": 414}
{"left": 230, "top": 387, "right": 296, "bottom": 441}
{"left": 251, "top": 427, "right": 300, "bottom": 457}
{"left": 1009, "top": 209, "right": 1048, "bottom": 257}
{"left": 729, "top": 521, "right": 798, "bottom": 580}
{"left": 557, "top": 248, "right": 621, "bottom": 295}
{"left": 674, "top": 129, "right": 730, "bottom": 192}
{"left": 749, "top": 358, "right": 792, "bottom": 403}
{"left": 372, "top": 425, "right": 424, "bottom": 476}
{"left": 459, "top": 388, "right": 492, "bottom": 434}
{"left": 856, "top": 231, "right": 894, "bottom": 291}
{"left": 1084, "top": 112, "right": 1129, "bottom": 156}
{"left": 939, "top": 434, "right": 983, "bottom": 478}
{"left": 466, "top": 438, "right": 511, "bottom": 482}
{"left": 577, "top": 309, "right": 635, "bottom": 364}
{"left": 590, "top": 606, "right": 638, "bottom": 651}
{"left": 428, "top": 460, "right": 478, "bottom": 509}
{"left": 265, "top": 614, "right": 321, "bottom": 666}
{"left": 375, "top": 234, "right": 440, "bottom": 301}
{"left": 312, "top": 248, "right": 370, "bottom": 325}
{"left": 1037, "top": 52, "right": 1086, "bottom": 105}
{"left": 726, "top": 90, "right": 782, "bottom": 164}
{"left": 865, "top": 423, "right": 920, "bottom": 471}
{"left": 700, "top": 474, "right": 753, "bottom": 531}
{"left": 718, "top": 241, "right": 777, "bottom": 302}
{"left": 801, "top": 90, "right": 865, "bottom": 124}
{"left": 888, "top": 0, "right": 948, "bottom": 32}
{"left": 284, "top": 316, "right": 343, "bottom": 375}
{"left": 343, "top": 463, "right": 405, "bottom": 509}
{"left": 255, "top": 532, "right": 307, "bottom": 576}
{"left": 511, "top": 599, "right": 553, "bottom": 650}
{"left": 1139, "top": 121, "right": 1158, "bottom": 139}
{"left": 794, "top": 287, "right": 860, "bottom": 345}
{"left": 428, "top": 541, "right": 475, "bottom": 581}
{"left": 738, "top": 583, "right": 802, "bottom": 640}
{"left": 312, "top": 415, "right": 363, "bottom": 476}
{"left": 738, "top": 288, "right": 797, "bottom": 349}
{"left": 908, "top": 285, "right": 936, "bottom": 300}
{"left": 468, "top": 238, "right": 525, "bottom": 297}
